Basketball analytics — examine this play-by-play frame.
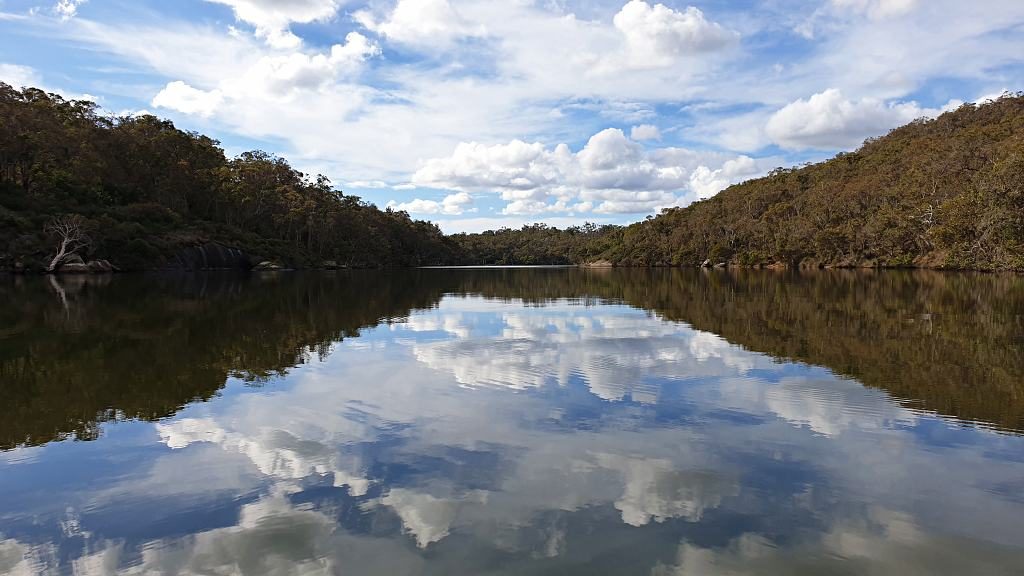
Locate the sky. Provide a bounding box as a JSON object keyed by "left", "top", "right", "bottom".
{"left": 0, "top": 0, "right": 1021, "bottom": 232}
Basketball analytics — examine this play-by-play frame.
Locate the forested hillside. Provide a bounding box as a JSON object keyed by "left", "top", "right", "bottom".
{"left": 3, "top": 83, "right": 1023, "bottom": 271}
{"left": 0, "top": 83, "right": 458, "bottom": 271}
{"left": 449, "top": 223, "right": 621, "bottom": 265}
{"left": 597, "top": 94, "right": 1024, "bottom": 270}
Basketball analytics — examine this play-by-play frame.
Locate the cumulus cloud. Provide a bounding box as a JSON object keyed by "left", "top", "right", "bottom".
{"left": 413, "top": 128, "right": 768, "bottom": 214}
{"left": 630, "top": 124, "right": 662, "bottom": 141}
{"left": 387, "top": 192, "right": 474, "bottom": 215}
{"left": 765, "top": 88, "right": 959, "bottom": 150}
{"left": 206, "top": 0, "right": 344, "bottom": 48}
{"left": 152, "top": 32, "right": 378, "bottom": 115}
{"left": 355, "top": 0, "right": 484, "bottom": 48}
{"left": 687, "top": 155, "right": 759, "bottom": 200}
{"left": 151, "top": 80, "right": 224, "bottom": 117}
{"left": 33, "top": 0, "right": 1023, "bottom": 210}
{"left": 612, "top": 1, "right": 738, "bottom": 68}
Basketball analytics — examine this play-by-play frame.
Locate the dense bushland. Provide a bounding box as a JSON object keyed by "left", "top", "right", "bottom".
{"left": 3, "top": 83, "right": 1022, "bottom": 270}
{"left": 0, "top": 83, "right": 458, "bottom": 270}
{"left": 596, "top": 95, "right": 1024, "bottom": 270}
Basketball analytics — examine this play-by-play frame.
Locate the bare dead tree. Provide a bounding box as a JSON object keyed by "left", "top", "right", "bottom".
{"left": 44, "top": 215, "right": 90, "bottom": 272}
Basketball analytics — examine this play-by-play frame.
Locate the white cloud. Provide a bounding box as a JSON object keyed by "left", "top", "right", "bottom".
{"left": 630, "top": 124, "right": 662, "bottom": 141}
{"left": 355, "top": 0, "right": 484, "bottom": 48}
{"left": 381, "top": 489, "right": 471, "bottom": 548}
{"left": 413, "top": 128, "right": 769, "bottom": 214}
{"left": 243, "top": 32, "right": 379, "bottom": 93}
{"left": 387, "top": 192, "right": 474, "bottom": 215}
{"left": 832, "top": 0, "right": 919, "bottom": 19}
{"left": 974, "top": 89, "right": 1011, "bottom": 104}
{"left": 765, "top": 88, "right": 959, "bottom": 150}
{"left": 54, "top": 0, "right": 86, "bottom": 21}
{"left": 344, "top": 179, "right": 389, "bottom": 189}
{"left": 151, "top": 32, "right": 378, "bottom": 116}
{"left": 158, "top": 416, "right": 372, "bottom": 496}
{"left": 35, "top": 0, "right": 1024, "bottom": 210}
{"left": 151, "top": 80, "right": 224, "bottom": 117}
{"left": 687, "top": 155, "right": 759, "bottom": 200}
{"left": 205, "top": 0, "right": 344, "bottom": 48}
{"left": 411, "top": 306, "right": 774, "bottom": 400}
{"left": 0, "top": 63, "right": 42, "bottom": 89}
{"left": 595, "top": 453, "right": 736, "bottom": 527}
{"left": 612, "top": 1, "right": 738, "bottom": 68}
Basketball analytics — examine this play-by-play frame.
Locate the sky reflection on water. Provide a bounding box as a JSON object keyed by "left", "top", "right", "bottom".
{"left": 1, "top": 273, "right": 1023, "bottom": 575}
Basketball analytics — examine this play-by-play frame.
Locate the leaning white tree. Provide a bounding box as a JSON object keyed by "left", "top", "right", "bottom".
{"left": 45, "top": 215, "right": 91, "bottom": 272}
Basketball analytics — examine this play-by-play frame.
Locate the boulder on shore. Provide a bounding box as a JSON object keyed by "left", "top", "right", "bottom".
{"left": 55, "top": 259, "right": 116, "bottom": 274}
{"left": 57, "top": 262, "right": 90, "bottom": 274}
{"left": 86, "top": 259, "right": 115, "bottom": 273}
{"left": 252, "top": 261, "right": 284, "bottom": 271}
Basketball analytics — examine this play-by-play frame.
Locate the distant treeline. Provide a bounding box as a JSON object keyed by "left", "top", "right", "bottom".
{"left": 2, "top": 83, "right": 1023, "bottom": 271}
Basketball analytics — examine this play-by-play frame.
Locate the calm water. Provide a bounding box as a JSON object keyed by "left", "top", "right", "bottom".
{"left": 2, "top": 269, "right": 1024, "bottom": 575}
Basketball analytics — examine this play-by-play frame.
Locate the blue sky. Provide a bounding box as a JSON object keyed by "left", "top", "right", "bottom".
{"left": 1, "top": 0, "right": 1021, "bottom": 232}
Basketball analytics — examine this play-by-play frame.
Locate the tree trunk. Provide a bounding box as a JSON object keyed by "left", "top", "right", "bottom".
{"left": 47, "top": 238, "right": 70, "bottom": 272}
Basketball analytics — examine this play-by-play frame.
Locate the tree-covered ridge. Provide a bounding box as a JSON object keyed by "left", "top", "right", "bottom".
{"left": 596, "top": 94, "right": 1024, "bottom": 270}
{"left": 0, "top": 83, "right": 459, "bottom": 270}
{"left": 3, "top": 83, "right": 1023, "bottom": 270}
{"left": 449, "top": 223, "right": 621, "bottom": 265}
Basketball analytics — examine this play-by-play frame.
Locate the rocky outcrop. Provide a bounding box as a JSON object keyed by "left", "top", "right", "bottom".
{"left": 55, "top": 259, "right": 115, "bottom": 274}
{"left": 172, "top": 243, "right": 252, "bottom": 270}
{"left": 57, "top": 262, "right": 90, "bottom": 274}
{"left": 252, "top": 261, "right": 285, "bottom": 272}
{"left": 86, "top": 260, "right": 114, "bottom": 273}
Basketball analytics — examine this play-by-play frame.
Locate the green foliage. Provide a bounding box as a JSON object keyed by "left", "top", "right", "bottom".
{"left": 3, "top": 82, "right": 1022, "bottom": 270}
{"left": 118, "top": 239, "right": 163, "bottom": 270}
{"left": 0, "top": 83, "right": 459, "bottom": 269}
{"left": 448, "top": 223, "right": 621, "bottom": 265}
{"left": 595, "top": 95, "right": 1024, "bottom": 270}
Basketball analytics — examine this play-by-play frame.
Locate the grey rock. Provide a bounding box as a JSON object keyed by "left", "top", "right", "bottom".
{"left": 252, "top": 261, "right": 284, "bottom": 271}
{"left": 86, "top": 259, "right": 114, "bottom": 273}
{"left": 58, "top": 262, "right": 91, "bottom": 274}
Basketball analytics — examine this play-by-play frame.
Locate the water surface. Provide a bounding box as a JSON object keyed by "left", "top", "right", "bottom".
{"left": 2, "top": 269, "right": 1023, "bottom": 574}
